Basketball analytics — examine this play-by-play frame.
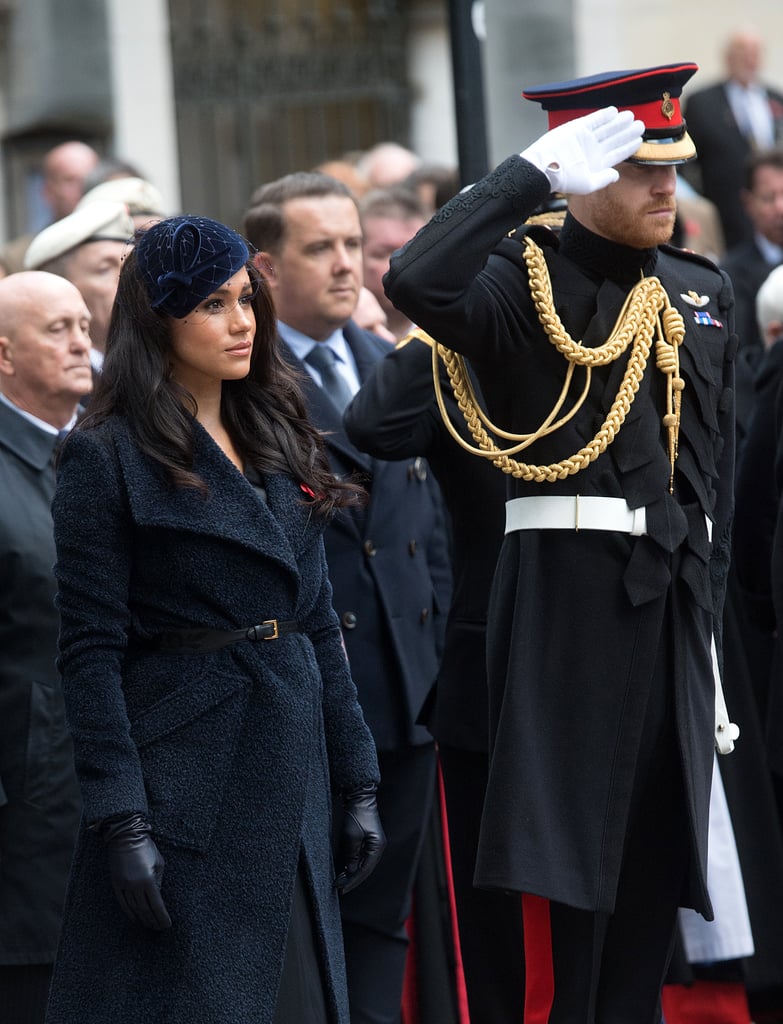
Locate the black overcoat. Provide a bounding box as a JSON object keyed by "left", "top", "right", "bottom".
{"left": 343, "top": 334, "right": 506, "bottom": 752}
{"left": 720, "top": 238, "right": 779, "bottom": 442}
{"left": 281, "top": 322, "right": 452, "bottom": 750}
{"left": 0, "top": 402, "right": 81, "bottom": 964}
{"left": 45, "top": 415, "right": 379, "bottom": 1024}
{"left": 385, "top": 156, "right": 736, "bottom": 917}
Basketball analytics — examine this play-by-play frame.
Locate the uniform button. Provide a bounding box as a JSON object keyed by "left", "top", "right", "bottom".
{"left": 413, "top": 456, "right": 427, "bottom": 481}
{"left": 342, "top": 611, "right": 357, "bottom": 629}
{"left": 409, "top": 540, "right": 417, "bottom": 556}
{"left": 363, "top": 539, "right": 377, "bottom": 557}
{"left": 420, "top": 608, "right": 429, "bottom": 623}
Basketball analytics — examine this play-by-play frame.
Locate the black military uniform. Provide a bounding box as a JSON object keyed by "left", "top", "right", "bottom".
{"left": 385, "top": 64, "right": 736, "bottom": 1023}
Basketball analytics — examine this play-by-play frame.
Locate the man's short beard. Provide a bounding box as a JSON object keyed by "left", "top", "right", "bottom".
{"left": 590, "top": 197, "right": 676, "bottom": 249}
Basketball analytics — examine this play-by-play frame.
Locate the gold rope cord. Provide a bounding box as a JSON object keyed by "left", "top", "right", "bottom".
{"left": 426, "top": 235, "right": 686, "bottom": 489}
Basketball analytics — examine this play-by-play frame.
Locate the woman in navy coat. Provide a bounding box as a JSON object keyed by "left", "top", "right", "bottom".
{"left": 45, "top": 216, "right": 384, "bottom": 1024}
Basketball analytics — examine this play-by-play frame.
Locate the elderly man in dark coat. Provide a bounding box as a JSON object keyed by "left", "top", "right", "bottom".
{"left": 0, "top": 271, "right": 92, "bottom": 1022}
{"left": 385, "top": 63, "right": 737, "bottom": 1023}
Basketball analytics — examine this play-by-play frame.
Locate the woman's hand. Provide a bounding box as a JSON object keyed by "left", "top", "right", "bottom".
{"left": 335, "top": 783, "right": 387, "bottom": 895}
{"left": 95, "top": 813, "right": 173, "bottom": 930}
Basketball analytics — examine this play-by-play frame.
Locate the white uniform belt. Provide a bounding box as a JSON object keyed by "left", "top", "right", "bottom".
{"left": 505, "top": 495, "right": 648, "bottom": 536}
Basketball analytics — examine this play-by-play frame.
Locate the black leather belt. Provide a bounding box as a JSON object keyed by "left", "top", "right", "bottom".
{"left": 146, "top": 619, "right": 302, "bottom": 654}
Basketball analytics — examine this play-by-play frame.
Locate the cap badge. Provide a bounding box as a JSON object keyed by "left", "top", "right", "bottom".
{"left": 661, "top": 92, "right": 675, "bottom": 120}
{"left": 680, "top": 291, "right": 709, "bottom": 308}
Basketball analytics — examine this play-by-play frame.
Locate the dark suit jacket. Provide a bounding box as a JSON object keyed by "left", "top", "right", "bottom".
{"left": 720, "top": 237, "right": 781, "bottom": 441}
{"left": 0, "top": 401, "right": 81, "bottom": 964}
{"left": 344, "top": 335, "right": 506, "bottom": 753}
{"left": 721, "top": 237, "right": 779, "bottom": 353}
{"left": 281, "top": 321, "right": 452, "bottom": 751}
{"left": 683, "top": 81, "right": 783, "bottom": 249}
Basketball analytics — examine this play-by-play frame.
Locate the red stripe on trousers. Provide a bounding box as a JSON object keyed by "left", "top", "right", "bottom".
{"left": 522, "top": 893, "right": 554, "bottom": 1024}
{"left": 436, "top": 759, "right": 471, "bottom": 1024}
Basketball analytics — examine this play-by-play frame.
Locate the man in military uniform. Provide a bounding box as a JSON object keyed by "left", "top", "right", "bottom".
{"left": 385, "top": 64, "right": 737, "bottom": 1022}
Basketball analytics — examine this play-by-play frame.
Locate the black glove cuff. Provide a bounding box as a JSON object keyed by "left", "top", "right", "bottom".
{"left": 90, "top": 812, "right": 151, "bottom": 844}
{"left": 341, "top": 782, "right": 378, "bottom": 802}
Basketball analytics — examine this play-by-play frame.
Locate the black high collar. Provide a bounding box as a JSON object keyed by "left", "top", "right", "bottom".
{"left": 558, "top": 213, "right": 659, "bottom": 288}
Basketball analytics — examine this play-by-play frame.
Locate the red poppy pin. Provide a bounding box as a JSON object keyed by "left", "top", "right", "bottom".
{"left": 300, "top": 482, "right": 324, "bottom": 500}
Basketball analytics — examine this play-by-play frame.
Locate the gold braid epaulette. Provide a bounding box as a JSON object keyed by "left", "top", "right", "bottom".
{"left": 412, "top": 235, "right": 686, "bottom": 491}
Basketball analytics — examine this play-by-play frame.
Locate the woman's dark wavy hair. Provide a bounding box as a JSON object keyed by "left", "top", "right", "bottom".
{"left": 79, "top": 244, "right": 364, "bottom": 516}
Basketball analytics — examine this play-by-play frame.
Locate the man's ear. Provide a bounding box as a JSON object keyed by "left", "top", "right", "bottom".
{"left": 764, "top": 319, "right": 783, "bottom": 348}
{"left": 253, "top": 251, "right": 277, "bottom": 289}
{"left": 0, "top": 335, "right": 14, "bottom": 377}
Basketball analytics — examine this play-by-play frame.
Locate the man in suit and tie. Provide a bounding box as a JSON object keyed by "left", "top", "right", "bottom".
{"left": 0, "top": 271, "right": 92, "bottom": 1023}
{"left": 720, "top": 147, "right": 783, "bottom": 440}
{"left": 243, "top": 174, "right": 451, "bottom": 1024}
{"left": 683, "top": 26, "right": 783, "bottom": 249}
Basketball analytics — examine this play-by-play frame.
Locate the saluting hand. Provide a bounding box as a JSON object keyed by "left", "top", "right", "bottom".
{"left": 520, "top": 106, "right": 645, "bottom": 195}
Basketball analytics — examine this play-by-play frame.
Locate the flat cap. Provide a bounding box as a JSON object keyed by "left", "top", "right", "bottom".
{"left": 76, "top": 176, "right": 167, "bottom": 219}
{"left": 24, "top": 200, "right": 135, "bottom": 269}
{"left": 523, "top": 63, "right": 698, "bottom": 165}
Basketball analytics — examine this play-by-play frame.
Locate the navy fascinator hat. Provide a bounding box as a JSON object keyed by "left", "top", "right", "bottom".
{"left": 135, "top": 215, "right": 251, "bottom": 319}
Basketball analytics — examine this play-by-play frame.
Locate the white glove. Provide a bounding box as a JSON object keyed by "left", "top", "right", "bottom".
{"left": 520, "top": 107, "right": 645, "bottom": 195}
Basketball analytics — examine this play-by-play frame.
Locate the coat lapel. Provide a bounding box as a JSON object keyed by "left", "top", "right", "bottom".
{"left": 0, "top": 400, "right": 58, "bottom": 470}
{"left": 113, "top": 419, "right": 318, "bottom": 579}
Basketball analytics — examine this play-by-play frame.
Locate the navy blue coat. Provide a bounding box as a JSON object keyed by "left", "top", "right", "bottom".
{"left": 281, "top": 323, "right": 451, "bottom": 750}
{"left": 46, "top": 416, "right": 379, "bottom": 1024}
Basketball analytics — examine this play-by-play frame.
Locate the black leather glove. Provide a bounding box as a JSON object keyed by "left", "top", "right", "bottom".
{"left": 95, "top": 813, "right": 172, "bottom": 931}
{"left": 335, "top": 783, "right": 387, "bottom": 895}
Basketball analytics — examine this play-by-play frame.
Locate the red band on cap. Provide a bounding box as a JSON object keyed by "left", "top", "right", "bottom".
{"left": 547, "top": 95, "right": 682, "bottom": 131}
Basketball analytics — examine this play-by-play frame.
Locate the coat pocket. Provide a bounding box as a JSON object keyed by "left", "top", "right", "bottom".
{"left": 129, "top": 669, "right": 248, "bottom": 852}
{"left": 24, "top": 680, "right": 72, "bottom": 810}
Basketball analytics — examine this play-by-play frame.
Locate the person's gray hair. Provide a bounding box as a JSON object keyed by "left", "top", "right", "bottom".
{"left": 756, "top": 264, "right": 783, "bottom": 340}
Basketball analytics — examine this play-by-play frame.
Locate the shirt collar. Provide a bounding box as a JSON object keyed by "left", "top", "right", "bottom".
{"left": 0, "top": 392, "right": 77, "bottom": 436}
{"left": 277, "top": 321, "right": 350, "bottom": 363}
{"left": 755, "top": 232, "right": 783, "bottom": 265}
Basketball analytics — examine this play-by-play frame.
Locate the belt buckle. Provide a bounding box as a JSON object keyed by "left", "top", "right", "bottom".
{"left": 246, "top": 619, "right": 279, "bottom": 642}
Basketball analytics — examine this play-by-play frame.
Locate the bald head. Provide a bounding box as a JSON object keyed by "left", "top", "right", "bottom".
{"left": 357, "top": 143, "right": 422, "bottom": 190}
{"left": 725, "top": 26, "right": 764, "bottom": 87}
{"left": 43, "top": 141, "right": 100, "bottom": 220}
{"left": 0, "top": 271, "right": 92, "bottom": 426}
